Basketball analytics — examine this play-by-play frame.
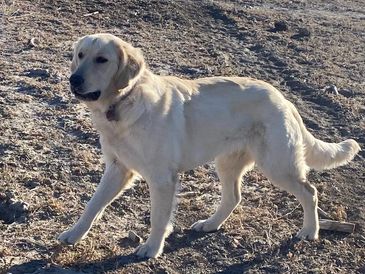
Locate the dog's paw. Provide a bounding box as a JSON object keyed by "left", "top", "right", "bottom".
{"left": 58, "top": 229, "right": 85, "bottom": 245}
{"left": 135, "top": 242, "right": 163, "bottom": 258}
{"left": 296, "top": 227, "right": 319, "bottom": 240}
{"left": 190, "top": 219, "right": 219, "bottom": 232}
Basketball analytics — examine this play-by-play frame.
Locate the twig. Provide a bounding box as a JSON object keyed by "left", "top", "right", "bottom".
{"left": 317, "top": 206, "right": 332, "bottom": 219}
{"left": 319, "top": 219, "right": 355, "bottom": 233}
{"left": 275, "top": 203, "right": 301, "bottom": 220}
{"left": 83, "top": 11, "right": 99, "bottom": 17}
{"left": 9, "top": 9, "right": 20, "bottom": 16}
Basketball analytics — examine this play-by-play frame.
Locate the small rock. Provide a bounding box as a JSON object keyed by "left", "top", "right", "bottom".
{"left": 23, "top": 68, "right": 50, "bottom": 79}
{"left": 339, "top": 88, "right": 355, "bottom": 97}
{"left": 128, "top": 230, "right": 142, "bottom": 243}
{"left": 323, "top": 85, "right": 339, "bottom": 95}
{"left": 25, "top": 180, "right": 40, "bottom": 189}
{"left": 10, "top": 200, "right": 29, "bottom": 212}
{"left": 298, "top": 27, "right": 311, "bottom": 37}
{"left": 336, "top": 258, "right": 344, "bottom": 267}
{"left": 272, "top": 20, "right": 288, "bottom": 32}
{"left": 0, "top": 197, "right": 29, "bottom": 224}
{"left": 28, "top": 37, "right": 38, "bottom": 47}
{"left": 292, "top": 27, "right": 311, "bottom": 40}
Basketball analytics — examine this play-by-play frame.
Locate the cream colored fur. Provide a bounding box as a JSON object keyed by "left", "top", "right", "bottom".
{"left": 58, "top": 33, "right": 361, "bottom": 258}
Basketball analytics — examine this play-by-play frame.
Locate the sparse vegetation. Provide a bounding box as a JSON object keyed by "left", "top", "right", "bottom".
{"left": 1, "top": 0, "right": 364, "bottom": 273}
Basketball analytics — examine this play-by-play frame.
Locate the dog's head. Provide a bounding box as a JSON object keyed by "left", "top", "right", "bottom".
{"left": 69, "top": 33, "right": 145, "bottom": 102}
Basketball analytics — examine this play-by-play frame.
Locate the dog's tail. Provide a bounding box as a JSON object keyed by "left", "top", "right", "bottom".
{"left": 288, "top": 101, "right": 361, "bottom": 170}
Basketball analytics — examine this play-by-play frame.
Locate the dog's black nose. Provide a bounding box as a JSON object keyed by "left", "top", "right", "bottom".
{"left": 69, "top": 74, "right": 84, "bottom": 87}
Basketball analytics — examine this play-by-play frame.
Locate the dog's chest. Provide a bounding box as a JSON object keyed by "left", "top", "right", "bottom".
{"left": 92, "top": 115, "right": 128, "bottom": 148}
{"left": 94, "top": 119, "right": 146, "bottom": 166}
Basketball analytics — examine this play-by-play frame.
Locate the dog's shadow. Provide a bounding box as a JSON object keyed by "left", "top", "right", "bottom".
{"left": 216, "top": 230, "right": 351, "bottom": 274}
{"left": 6, "top": 230, "right": 208, "bottom": 274}
{"left": 7, "top": 230, "right": 348, "bottom": 273}
{"left": 7, "top": 257, "right": 141, "bottom": 274}
{"left": 164, "top": 228, "right": 213, "bottom": 253}
{"left": 6, "top": 254, "right": 146, "bottom": 274}
{"left": 215, "top": 237, "right": 302, "bottom": 274}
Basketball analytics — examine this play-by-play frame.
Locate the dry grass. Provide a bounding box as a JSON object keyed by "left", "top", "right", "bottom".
{"left": 1, "top": 0, "right": 364, "bottom": 273}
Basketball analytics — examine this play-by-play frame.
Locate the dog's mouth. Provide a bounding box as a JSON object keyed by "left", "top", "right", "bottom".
{"left": 72, "top": 89, "right": 101, "bottom": 101}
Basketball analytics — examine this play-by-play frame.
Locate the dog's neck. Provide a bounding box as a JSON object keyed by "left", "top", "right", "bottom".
{"left": 87, "top": 70, "right": 159, "bottom": 127}
{"left": 105, "top": 86, "right": 134, "bottom": 121}
{"left": 105, "top": 69, "right": 157, "bottom": 122}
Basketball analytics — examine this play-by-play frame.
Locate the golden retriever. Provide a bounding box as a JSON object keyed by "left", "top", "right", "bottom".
{"left": 58, "top": 33, "right": 360, "bottom": 258}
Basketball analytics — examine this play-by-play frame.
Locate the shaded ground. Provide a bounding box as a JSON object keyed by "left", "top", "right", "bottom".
{"left": 0, "top": 0, "right": 364, "bottom": 273}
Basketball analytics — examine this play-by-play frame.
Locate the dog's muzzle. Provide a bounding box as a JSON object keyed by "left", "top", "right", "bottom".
{"left": 69, "top": 74, "right": 101, "bottom": 101}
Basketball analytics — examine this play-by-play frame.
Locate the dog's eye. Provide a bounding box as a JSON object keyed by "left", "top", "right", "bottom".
{"left": 95, "top": 56, "right": 108, "bottom": 64}
{"left": 78, "top": 52, "right": 84, "bottom": 59}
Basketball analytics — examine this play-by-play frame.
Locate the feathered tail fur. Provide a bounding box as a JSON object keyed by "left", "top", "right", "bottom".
{"left": 288, "top": 101, "right": 361, "bottom": 170}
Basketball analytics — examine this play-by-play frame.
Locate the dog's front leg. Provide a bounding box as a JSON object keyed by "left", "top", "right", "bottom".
{"left": 135, "top": 173, "right": 178, "bottom": 258}
{"left": 58, "top": 161, "right": 134, "bottom": 245}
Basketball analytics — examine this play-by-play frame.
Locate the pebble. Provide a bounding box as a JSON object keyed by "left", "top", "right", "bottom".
{"left": 23, "top": 68, "right": 50, "bottom": 79}
{"left": 128, "top": 230, "right": 142, "bottom": 243}
{"left": 298, "top": 27, "right": 311, "bottom": 37}
{"left": 25, "top": 180, "right": 40, "bottom": 189}
{"left": 336, "top": 258, "right": 343, "bottom": 267}
{"left": 8, "top": 199, "right": 29, "bottom": 213}
{"left": 28, "top": 37, "right": 38, "bottom": 47}
{"left": 273, "top": 20, "right": 288, "bottom": 32}
{"left": 0, "top": 197, "right": 29, "bottom": 224}
{"left": 324, "top": 85, "right": 339, "bottom": 95}
{"left": 292, "top": 27, "right": 311, "bottom": 40}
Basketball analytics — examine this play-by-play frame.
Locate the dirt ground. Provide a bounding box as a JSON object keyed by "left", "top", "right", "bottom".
{"left": 0, "top": 0, "right": 364, "bottom": 273}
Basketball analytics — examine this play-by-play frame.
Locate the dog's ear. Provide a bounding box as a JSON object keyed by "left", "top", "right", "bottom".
{"left": 70, "top": 36, "right": 85, "bottom": 72}
{"left": 70, "top": 41, "right": 78, "bottom": 72}
{"left": 71, "top": 35, "right": 87, "bottom": 73}
{"left": 114, "top": 43, "right": 145, "bottom": 90}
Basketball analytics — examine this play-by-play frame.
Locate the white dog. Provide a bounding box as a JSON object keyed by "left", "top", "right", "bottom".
{"left": 58, "top": 33, "right": 360, "bottom": 258}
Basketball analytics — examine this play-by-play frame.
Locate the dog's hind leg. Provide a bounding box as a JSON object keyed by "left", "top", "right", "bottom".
{"left": 58, "top": 160, "right": 135, "bottom": 245}
{"left": 264, "top": 172, "right": 319, "bottom": 240}
{"left": 294, "top": 181, "right": 319, "bottom": 239}
{"left": 251, "top": 118, "right": 319, "bottom": 240}
{"left": 191, "top": 150, "right": 254, "bottom": 232}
